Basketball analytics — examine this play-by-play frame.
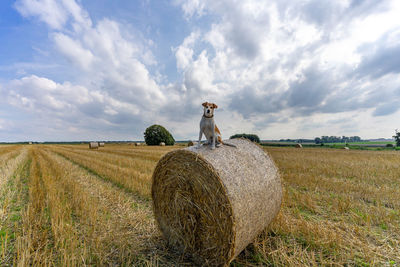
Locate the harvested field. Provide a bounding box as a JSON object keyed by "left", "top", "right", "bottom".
{"left": 0, "top": 144, "right": 399, "bottom": 266}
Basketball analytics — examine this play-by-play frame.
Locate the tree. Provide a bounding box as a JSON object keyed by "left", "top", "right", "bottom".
{"left": 393, "top": 129, "right": 400, "bottom": 147}
{"left": 230, "top": 133, "right": 260, "bottom": 143}
{"left": 144, "top": 125, "right": 175, "bottom": 145}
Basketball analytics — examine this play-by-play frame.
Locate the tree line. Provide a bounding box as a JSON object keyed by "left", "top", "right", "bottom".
{"left": 314, "top": 136, "right": 361, "bottom": 144}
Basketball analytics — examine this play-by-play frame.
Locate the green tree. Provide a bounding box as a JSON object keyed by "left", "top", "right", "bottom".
{"left": 144, "top": 125, "right": 175, "bottom": 145}
{"left": 393, "top": 129, "right": 400, "bottom": 147}
{"left": 229, "top": 133, "right": 260, "bottom": 143}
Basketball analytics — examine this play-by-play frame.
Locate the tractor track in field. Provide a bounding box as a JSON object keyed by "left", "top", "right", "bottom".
{"left": 0, "top": 148, "right": 30, "bottom": 266}
{"left": 50, "top": 148, "right": 152, "bottom": 200}
{"left": 58, "top": 145, "right": 175, "bottom": 162}
{"left": 0, "top": 147, "right": 26, "bottom": 194}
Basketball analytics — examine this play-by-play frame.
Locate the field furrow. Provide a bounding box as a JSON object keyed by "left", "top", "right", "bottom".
{"left": 46, "top": 145, "right": 164, "bottom": 199}
{"left": 0, "top": 148, "right": 28, "bottom": 266}
{"left": 0, "top": 146, "right": 19, "bottom": 158}
{"left": 16, "top": 148, "right": 66, "bottom": 265}
{"left": 60, "top": 144, "right": 176, "bottom": 162}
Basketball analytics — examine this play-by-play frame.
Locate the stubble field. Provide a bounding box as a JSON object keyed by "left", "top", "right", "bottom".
{"left": 0, "top": 144, "right": 399, "bottom": 266}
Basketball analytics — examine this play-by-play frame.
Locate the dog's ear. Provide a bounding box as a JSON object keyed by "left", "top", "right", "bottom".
{"left": 202, "top": 102, "right": 208, "bottom": 107}
{"left": 212, "top": 103, "right": 218, "bottom": 109}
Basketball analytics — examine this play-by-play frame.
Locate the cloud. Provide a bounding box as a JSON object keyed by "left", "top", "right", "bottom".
{"left": 174, "top": 0, "right": 206, "bottom": 19}
{"left": 4, "top": 0, "right": 400, "bottom": 141}
{"left": 53, "top": 33, "right": 94, "bottom": 70}
{"left": 15, "top": 0, "right": 91, "bottom": 30}
{"left": 357, "top": 33, "right": 400, "bottom": 79}
{"left": 15, "top": 0, "right": 68, "bottom": 30}
{"left": 287, "top": 66, "right": 331, "bottom": 109}
{"left": 2, "top": 75, "right": 149, "bottom": 140}
{"left": 174, "top": 31, "right": 200, "bottom": 70}
{"left": 167, "top": 0, "right": 400, "bottom": 138}
{"left": 7, "top": 0, "right": 170, "bottom": 139}
{"left": 373, "top": 102, "right": 400, "bottom": 116}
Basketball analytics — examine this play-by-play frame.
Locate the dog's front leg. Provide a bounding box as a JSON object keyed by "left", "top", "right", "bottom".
{"left": 197, "top": 130, "right": 202, "bottom": 148}
{"left": 211, "top": 124, "right": 216, "bottom": 150}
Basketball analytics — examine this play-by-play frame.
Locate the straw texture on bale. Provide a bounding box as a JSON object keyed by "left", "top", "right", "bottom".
{"left": 187, "top": 140, "right": 198, "bottom": 147}
{"left": 89, "top": 142, "right": 99, "bottom": 149}
{"left": 295, "top": 143, "right": 303, "bottom": 148}
{"left": 152, "top": 138, "right": 282, "bottom": 266}
{"left": 159, "top": 142, "right": 166, "bottom": 146}
{"left": 99, "top": 142, "right": 105, "bottom": 147}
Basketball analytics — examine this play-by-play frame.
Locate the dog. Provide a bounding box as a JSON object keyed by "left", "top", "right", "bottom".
{"left": 197, "top": 102, "right": 236, "bottom": 150}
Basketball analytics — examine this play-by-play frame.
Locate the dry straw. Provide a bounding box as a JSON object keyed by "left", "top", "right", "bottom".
{"left": 152, "top": 138, "right": 282, "bottom": 266}
{"left": 89, "top": 142, "right": 99, "bottom": 149}
{"left": 295, "top": 143, "right": 303, "bottom": 148}
{"left": 99, "top": 142, "right": 105, "bottom": 147}
{"left": 159, "top": 142, "right": 166, "bottom": 146}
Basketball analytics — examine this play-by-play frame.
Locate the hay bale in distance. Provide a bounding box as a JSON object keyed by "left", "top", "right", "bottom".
{"left": 187, "top": 140, "right": 198, "bottom": 147}
{"left": 343, "top": 146, "right": 350, "bottom": 150}
{"left": 152, "top": 138, "right": 282, "bottom": 266}
{"left": 159, "top": 142, "right": 166, "bottom": 146}
{"left": 89, "top": 142, "right": 99, "bottom": 149}
{"left": 295, "top": 143, "right": 303, "bottom": 148}
{"left": 99, "top": 142, "right": 105, "bottom": 147}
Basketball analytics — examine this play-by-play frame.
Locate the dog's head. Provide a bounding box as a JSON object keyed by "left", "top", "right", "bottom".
{"left": 202, "top": 102, "right": 218, "bottom": 117}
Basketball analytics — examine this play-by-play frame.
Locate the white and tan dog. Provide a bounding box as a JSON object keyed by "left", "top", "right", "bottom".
{"left": 197, "top": 102, "right": 236, "bottom": 150}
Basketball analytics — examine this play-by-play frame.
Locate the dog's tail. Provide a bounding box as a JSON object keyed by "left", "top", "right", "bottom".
{"left": 221, "top": 140, "right": 237, "bottom": 148}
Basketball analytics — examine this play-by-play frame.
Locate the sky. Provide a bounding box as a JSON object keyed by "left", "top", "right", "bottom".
{"left": 0, "top": 0, "right": 399, "bottom": 142}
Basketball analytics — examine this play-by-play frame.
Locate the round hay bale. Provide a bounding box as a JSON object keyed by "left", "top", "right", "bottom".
{"left": 89, "top": 142, "right": 99, "bottom": 149}
{"left": 159, "top": 142, "right": 166, "bottom": 146}
{"left": 152, "top": 138, "right": 282, "bottom": 266}
{"left": 295, "top": 143, "right": 303, "bottom": 148}
{"left": 99, "top": 142, "right": 105, "bottom": 147}
{"left": 187, "top": 140, "right": 198, "bottom": 147}
{"left": 343, "top": 146, "right": 349, "bottom": 150}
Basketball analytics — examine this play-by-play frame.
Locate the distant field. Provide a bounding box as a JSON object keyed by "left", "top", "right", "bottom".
{"left": 1, "top": 144, "right": 399, "bottom": 266}
{"left": 262, "top": 141, "right": 397, "bottom": 149}
{"left": 349, "top": 141, "right": 395, "bottom": 144}
{"left": 323, "top": 141, "right": 395, "bottom": 145}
